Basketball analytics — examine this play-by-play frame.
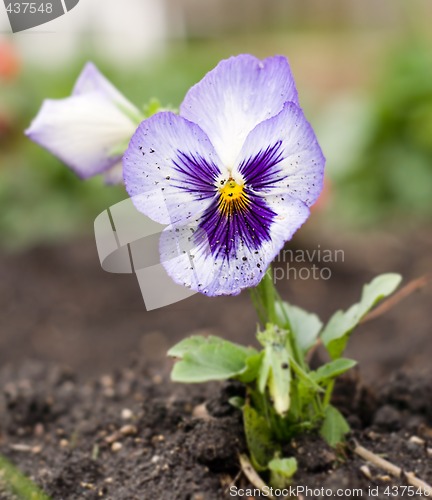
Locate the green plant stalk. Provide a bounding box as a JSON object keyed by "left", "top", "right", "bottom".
{"left": 253, "top": 269, "right": 304, "bottom": 369}
{"left": 169, "top": 272, "right": 402, "bottom": 457}
{"left": 252, "top": 268, "right": 325, "bottom": 427}
{"left": 323, "top": 379, "right": 336, "bottom": 409}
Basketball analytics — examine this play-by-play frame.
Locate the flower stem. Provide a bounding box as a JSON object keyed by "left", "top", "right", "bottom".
{"left": 323, "top": 380, "right": 335, "bottom": 409}
{"left": 251, "top": 266, "right": 325, "bottom": 425}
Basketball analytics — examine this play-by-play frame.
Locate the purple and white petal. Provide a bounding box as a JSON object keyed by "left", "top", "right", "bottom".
{"left": 159, "top": 194, "right": 309, "bottom": 296}
{"left": 26, "top": 93, "right": 137, "bottom": 179}
{"left": 235, "top": 102, "right": 325, "bottom": 207}
{"left": 180, "top": 55, "right": 299, "bottom": 167}
{"left": 197, "top": 189, "right": 276, "bottom": 259}
{"left": 123, "top": 112, "right": 225, "bottom": 226}
{"left": 73, "top": 62, "right": 141, "bottom": 122}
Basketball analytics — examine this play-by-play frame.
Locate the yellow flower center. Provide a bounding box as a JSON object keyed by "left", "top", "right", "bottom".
{"left": 218, "top": 178, "right": 248, "bottom": 215}
{"left": 220, "top": 179, "right": 244, "bottom": 201}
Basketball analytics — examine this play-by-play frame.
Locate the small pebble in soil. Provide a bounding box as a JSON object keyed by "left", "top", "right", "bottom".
{"left": 34, "top": 423, "right": 44, "bottom": 436}
{"left": 408, "top": 435, "right": 425, "bottom": 446}
{"left": 105, "top": 432, "right": 121, "bottom": 444}
{"left": 120, "top": 424, "right": 137, "bottom": 436}
{"left": 80, "top": 482, "right": 95, "bottom": 490}
{"left": 367, "top": 430, "right": 380, "bottom": 440}
{"left": 378, "top": 474, "right": 392, "bottom": 481}
{"left": 152, "top": 434, "right": 165, "bottom": 443}
{"left": 111, "top": 442, "right": 122, "bottom": 452}
{"left": 100, "top": 375, "right": 113, "bottom": 387}
{"left": 192, "top": 403, "right": 211, "bottom": 420}
{"left": 360, "top": 464, "right": 372, "bottom": 480}
{"left": 121, "top": 408, "right": 133, "bottom": 420}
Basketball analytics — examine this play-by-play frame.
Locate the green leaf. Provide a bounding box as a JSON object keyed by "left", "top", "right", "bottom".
{"left": 168, "top": 335, "right": 209, "bottom": 358}
{"left": 289, "top": 356, "right": 324, "bottom": 393}
{"left": 321, "top": 273, "right": 402, "bottom": 359}
{"left": 311, "top": 358, "right": 357, "bottom": 384}
{"left": 143, "top": 97, "right": 163, "bottom": 117}
{"left": 170, "top": 336, "right": 256, "bottom": 383}
{"left": 142, "top": 97, "right": 178, "bottom": 118}
{"left": 320, "top": 405, "right": 350, "bottom": 447}
{"left": 268, "top": 457, "right": 298, "bottom": 488}
{"left": 257, "top": 327, "right": 291, "bottom": 415}
{"left": 237, "top": 352, "right": 263, "bottom": 383}
{"left": 243, "top": 404, "right": 276, "bottom": 470}
{"left": 276, "top": 302, "right": 323, "bottom": 353}
{"left": 228, "top": 396, "right": 245, "bottom": 409}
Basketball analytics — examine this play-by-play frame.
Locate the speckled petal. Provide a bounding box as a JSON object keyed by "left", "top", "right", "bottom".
{"left": 123, "top": 112, "right": 223, "bottom": 225}
{"left": 236, "top": 102, "right": 325, "bottom": 207}
{"left": 159, "top": 195, "right": 309, "bottom": 296}
{"left": 180, "top": 55, "right": 298, "bottom": 167}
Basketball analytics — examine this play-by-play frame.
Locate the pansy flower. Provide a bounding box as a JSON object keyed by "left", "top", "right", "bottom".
{"left": 124, "top": 54, "right": 325, "bottom": 296}
{"left": 26, "top": 63, "right": 141, "bottom": 184}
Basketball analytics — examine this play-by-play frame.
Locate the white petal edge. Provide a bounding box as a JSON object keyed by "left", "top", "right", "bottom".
{"left": 180, "top": 54, "right": 299, "bottom": 167}
{"left": 73, "top": 62, "right": 141, "bottom": 122}
{"left": 26, "top": 93, "right": 137, "bottom": 178}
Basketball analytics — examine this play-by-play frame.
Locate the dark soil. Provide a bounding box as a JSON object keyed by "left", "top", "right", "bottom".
{"left": 1, "top": 225, "right": 431, "bottom": 383}
{"left": 0, "top": 225, "right": 431, "bottom": 499}
{"left": 0, "top": 362, "right": 432, "bottom": 499}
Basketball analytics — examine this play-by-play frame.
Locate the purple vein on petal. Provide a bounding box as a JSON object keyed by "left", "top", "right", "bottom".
{"left": 171, "top": 150, "right": 219, "bottom": 197}
{"left": 197, "top": 189, "right": 276, "bottom": 260}
{"left": 238, "top": 141, "right": 285, "bottom": 191}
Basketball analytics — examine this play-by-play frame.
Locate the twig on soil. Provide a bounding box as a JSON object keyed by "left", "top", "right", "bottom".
{"left": 223, "top": 470, "right": 242, "bottom": 497}
{"left": 360, "top": 274, "right": 432, "bottom": 324}
{"left": 238, "top": 454, "right": 275, "bottom": 499}
{"left": 353, "top": 442, "right": 432, "bottom": 495}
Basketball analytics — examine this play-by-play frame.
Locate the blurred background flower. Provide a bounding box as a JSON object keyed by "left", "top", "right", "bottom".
{"left": 0, "top": 39, "right": 20, "bottom": 81}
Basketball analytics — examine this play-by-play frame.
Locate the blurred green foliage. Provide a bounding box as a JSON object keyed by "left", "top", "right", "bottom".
{"left": 331, "top": 40, "right": 432, "bottom": 224}
{"left": 0, "top": 454, "right": 50, "bottom": 499}
{"left": 0, "top": 41, "right": 228, "bottom": 251}
{"left": 1, "top": 33, "right": 432, "bottom": 251}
